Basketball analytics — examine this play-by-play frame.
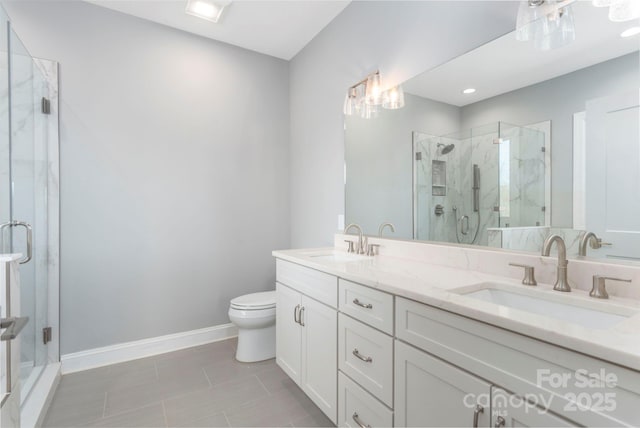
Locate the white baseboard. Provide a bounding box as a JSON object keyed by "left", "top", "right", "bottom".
{"left": 61, "top": 323, "right": 238, "bottom": 374}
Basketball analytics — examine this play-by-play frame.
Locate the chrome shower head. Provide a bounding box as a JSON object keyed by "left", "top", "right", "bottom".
{"left": 437, "top": 143, "right": 455, "bottom": 155}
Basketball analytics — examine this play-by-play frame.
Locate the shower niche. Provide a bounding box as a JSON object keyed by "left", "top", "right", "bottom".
{"left": 413, "top": 122, "right": 547, "bottom": 246}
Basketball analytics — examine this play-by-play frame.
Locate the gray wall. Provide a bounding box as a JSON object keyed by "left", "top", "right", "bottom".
{"left": 461, "top": 52, "right": 640, "bottom": 227}
{"left": 289, "top": 1, "right": 518, "bottom": 248}
{"left": 345, "top": 93, "right": 460, "bottom": 238}
{"left": 4, "top": 2, "right": 290, "bottom": 354}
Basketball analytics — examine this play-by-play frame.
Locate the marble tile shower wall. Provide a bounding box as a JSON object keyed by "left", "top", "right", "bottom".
{"left": 468, "top": 132, "right": 500, "bottom": 246}
{"left": 502, "top": 126, "right": 546, "bottom": 228}
{"left": 488, "top": 226, "right": 586, "bottom": 257}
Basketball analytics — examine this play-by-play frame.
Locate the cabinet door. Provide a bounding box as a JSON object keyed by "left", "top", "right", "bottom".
{"left": 276, "top": 282, "right": 302, "bottom": 383}
{"left": 491, "top": 388, "right": 575, "bottom": 428}
{"left": 301, "top": 295, "right": 338, "bottom": 424}
{"left": 395, "top": 340, "right": 491, "bottom": 427}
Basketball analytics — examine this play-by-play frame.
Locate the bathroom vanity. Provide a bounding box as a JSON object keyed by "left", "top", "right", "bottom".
{"left": 273, "top": 236, "right": 640, "bottom": 427}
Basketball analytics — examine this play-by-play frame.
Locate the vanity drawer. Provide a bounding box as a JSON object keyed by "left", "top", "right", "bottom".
{"left": 276, "top": 259, "right": 338, "bottom": 308}
{"left": 338, "top": 313, "right": 393, "bottom": 407}
{"left": 339, "top": 279, "right": 394, "bottom": 335}
{"left": 338, "top": 372, "right": 393, "bottom": 428}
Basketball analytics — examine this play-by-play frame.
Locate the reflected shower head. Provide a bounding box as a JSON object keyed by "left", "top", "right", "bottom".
{"left": 437, "top": 143, "right": 455, "bottom": 155}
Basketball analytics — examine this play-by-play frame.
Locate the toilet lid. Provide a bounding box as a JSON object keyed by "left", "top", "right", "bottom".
{"left": 230, "top": 291, "right": 276, "bottom": 310}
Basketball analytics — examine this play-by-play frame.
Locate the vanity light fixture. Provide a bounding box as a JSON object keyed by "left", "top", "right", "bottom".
{"left": 462, "top": 88, "right": 476, "bottom": 94}
{"left": 516, "top": 0, "right": 576, "bottom": 50}
{"left": 382, "top": 85, "right": 405, "bottom": 109}
{"left": 593, "top": 0, "right": 640, "bottom": 22}
{"left": 621, "top": 26, "right": 640, "bottom": 37}
{"left": 185, "top": 0, "right": 231, "bottom": 23}
{"left": 343, "top": 70, "right": 405, "bottom": 118}
{"left": 608, "top": 0, "right": 640, "bottom": 22}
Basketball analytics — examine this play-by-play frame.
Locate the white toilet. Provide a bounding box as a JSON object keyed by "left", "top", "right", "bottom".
{"left": 228, "top": 291, "right": 276, "bottom": 362}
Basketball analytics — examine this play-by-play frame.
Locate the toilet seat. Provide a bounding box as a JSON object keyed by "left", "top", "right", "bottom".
{"left": 230, "top": 291, "right": 276, "bottom": 311}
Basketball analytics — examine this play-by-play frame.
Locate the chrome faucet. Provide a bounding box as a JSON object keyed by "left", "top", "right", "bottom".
{"left": 541, "top": 234, "right": 571, "bottom": 292}
{"left": 378, "top": 222, "right": 395, "bottom": 237}
{"left": 578, "top": 231, "right": 610, "bottom": 256}
{"left": 344, "top": 223, "right": 365, "bottom": 254}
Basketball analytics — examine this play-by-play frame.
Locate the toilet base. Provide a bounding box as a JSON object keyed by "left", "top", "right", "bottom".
{"left": 235, "top": 324, "right": 276, "bottom": 362}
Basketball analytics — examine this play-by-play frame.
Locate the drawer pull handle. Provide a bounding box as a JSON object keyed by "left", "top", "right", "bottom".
{"left": 299, "top": 306, "right": 305, "bottom": 326}
{"left": 293, "top": 304, "right": 301, "bottom": 324}
{"left": 495, "top": 416, "right": 505, "bottom": 428}
{"left": 352, "top": 412, "right": 371, "bottom": 428}
{"left": 473, "top": 404, "right": 484, "bottom": 428}
{"left": 352, "top": 348, "right": 373, "bottom": 363}
{"left": 353, "top": 298, "right": 373, "bottom": 309}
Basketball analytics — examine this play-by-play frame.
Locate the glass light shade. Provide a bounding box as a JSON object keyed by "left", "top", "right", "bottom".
{"left": 365, "top": 73, "right": 383, "bottom": 105}
{"left": 382, "top": 85, "right": 405, "bottom": 109}
{"left": 343, "top": 88, "right": 358, "bottom": 116}
{"left": 516, "top": 0, "right": 547, "bottom": 41}
{"left": 609, "top": 0, "right": 640, "bottom": 22}
{"left": 592, "top": 0, "right": 612, "bottom": 6}
{"left": 359, "top": 101, "right": 379, "bottom": 119}
{"left": 535, "top": 4, "right": 576, "bottom": 50}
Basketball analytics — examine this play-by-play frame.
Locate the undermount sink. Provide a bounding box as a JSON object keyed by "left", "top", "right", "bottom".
{"left": 456, "top": 283, "right": 638, "bottom": 329}
{"left": 305, "top": 251, "right": 367, "bottom": 262}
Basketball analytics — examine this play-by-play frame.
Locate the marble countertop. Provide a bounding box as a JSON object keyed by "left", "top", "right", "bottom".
{"left": 273, "top": 248, "right": 640, "bottom": 371}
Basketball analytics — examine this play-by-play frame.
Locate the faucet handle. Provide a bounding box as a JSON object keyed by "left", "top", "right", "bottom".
{"left": 589, "top": 237, "right": 612, "bottom": 249}
{"left": 590, "top": 275, "right": 631, "bottom": 299}
{"left": 509, "top": 263, "right": 537, "bottom": 286}
{"left": 366, "top": 243, "right": 380, "bottom": 257}
{"left": 344, "top": 240, "right": 355, "bottom": 254}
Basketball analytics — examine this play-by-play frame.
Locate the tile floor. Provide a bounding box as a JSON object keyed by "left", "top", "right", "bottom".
{"left": 42, "top": 338, "right": 334, "bottom": 427}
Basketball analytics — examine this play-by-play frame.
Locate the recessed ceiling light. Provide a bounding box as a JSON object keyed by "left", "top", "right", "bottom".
{"left": 621, "top": 26, "right": 640, "bottom": 38}
{"left": 185, "top": 0, "right": 231, "bottom": 23}
{"left": 462, "top": 88, "right": 476, "bottom": 94}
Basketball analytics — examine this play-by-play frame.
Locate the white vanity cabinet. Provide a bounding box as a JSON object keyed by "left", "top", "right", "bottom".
{"left": 274, "top": 255, "right": 640, "bottom": 428}
{"left": 275, "top": 260, "right": 338, "bottom": 424}
{"left": 395, "top": 340, "right": 491, "bottom": 427}
{"left": 395, "top": 296, "right": 640, "bottom": 427}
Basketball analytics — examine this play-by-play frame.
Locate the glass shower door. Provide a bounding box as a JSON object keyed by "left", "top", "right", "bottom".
{"left": 3, "top": 23, "right": 51, "bottom": 402}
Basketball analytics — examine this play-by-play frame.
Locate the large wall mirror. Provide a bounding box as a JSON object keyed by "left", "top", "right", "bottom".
{"left": 345, "top": 2, "right": 640, "bottom": 263}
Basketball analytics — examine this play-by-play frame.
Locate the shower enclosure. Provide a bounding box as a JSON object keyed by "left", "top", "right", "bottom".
{"left": 413, "top": 122, "right": 545, "bottom": 246}
{"left": 0, "top": 5, "right": 60, "bottom": 421}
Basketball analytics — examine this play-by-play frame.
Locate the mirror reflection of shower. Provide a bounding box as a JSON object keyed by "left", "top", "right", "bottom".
{"left": 437, "top": 143, "right": 455, "bottom": 155}
{"left": 412, "top": 122, "right": 546, "bottom": 247}
{"left": 453, "top": 164, "right": 480, "bottom": 244}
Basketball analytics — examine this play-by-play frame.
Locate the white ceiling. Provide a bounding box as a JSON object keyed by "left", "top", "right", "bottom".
{"left": 404, "top": 2, "right": 640, "bottom": 107}
{"left": 86, "top": 0, "right": 350, "bottom": 60}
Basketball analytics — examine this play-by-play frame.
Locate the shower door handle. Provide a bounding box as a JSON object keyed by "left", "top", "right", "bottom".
{"left": 0, "top": 221, "right": 32, "bottom": 264}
